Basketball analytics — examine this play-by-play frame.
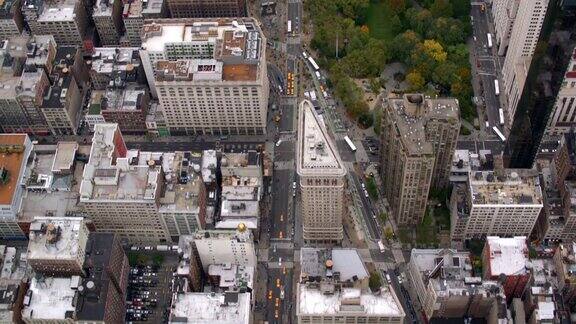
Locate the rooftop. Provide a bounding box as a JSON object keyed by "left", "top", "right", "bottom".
{"left": 0, "top": 0, "right": 18, "bottom": 19}
{"left": 192, "top": 228, "right": 252, "bottom": 243}
{"left": 41, "top": 64, "right": 74, "bottom": 110}
{"left": 485, "top": 237, "right": 529, "bottom": 276}
{"left": 75, "top": 233, "right": 126, "bottom": 321}
{"left": 409, "top": 249, "right": 504, "bottom": 299}
{"left": 469, "top": 170, "right": 543, "bottom": 205}
{"left": 22, "top": 276, "right": 78, "bottom": 321}
{"left": 300, "top": 248, "right": 368, "bottom": 282}
{"left": 298, "top": 285, "right": 404, "bottom": 317}
{"left": 52, "top": 142, "right": 78, "bottom": 174}
{"left": 170, "top": 292, "right": 250, "bottom": 324}
{"left": 89, "top": 47, "right": 140, "bottom": 76}
{"left": 207, "top": 264, "right": 253, "bottom": 291}
{"left": 0, "top": 134, "right": 29, "bottom": 206}
{"left": 80, "top": 124, "right": 160, "bottom": 203}
{"left": 297, "top": 100, "right": 346, "bottom": 177}
{"left": 386, "top": 94, "right": 459, "bottom": 156}
{"left": 27, "top": 217, "right": 88, "bottom": 263}
{"left": 37, "top": 0, "right": 78, "bottom": 22}
{"left": 122, "top": 0, "right": 163, "bottom": 17}
{"left": 93, "top": 0, "right": 113, "bottom": 16}
{"left": 96, "top": 85, "right": 147, "bottom": 112}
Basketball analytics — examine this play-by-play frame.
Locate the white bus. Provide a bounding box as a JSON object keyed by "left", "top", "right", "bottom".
{"left": 494, "top": 79, "right": 500, "bottom": 96}
{"left": 378, "top": 240, "right": 385, "bottom": 253}
{"left": 487, "top": 33, "right": 493, "bottom": 49}
{"left": 308, "top": 56, "right": 320, "bottom": 70}
{"left": 287, "top": 20, "right": 292, "bottom": 33}
{"left": 499, "top": 108, "right": 505, "bottom": 125}
{"left": 493, "top": 126, "right": 506, "bottom": 142}
{"left": 344, "top": 135, "right": 357, "bottom": 152}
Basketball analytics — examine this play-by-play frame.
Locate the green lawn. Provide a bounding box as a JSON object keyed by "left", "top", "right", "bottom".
{"left": 365, "top": 1, "right": 395, "bottom": 41}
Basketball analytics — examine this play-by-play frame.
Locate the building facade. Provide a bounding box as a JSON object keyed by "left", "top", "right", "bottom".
{"left": 93, "top": 0, "right": 124, "bottom": 46}
{"left": 502, "top": 0, "right": 549, "bottom": 123}
{"left": 380, "top": 94, "right": 459, "bottom": 225}
{"left": 140, "top": 18, "right": 269, "bottom": 135}
{"left": 296, "top": 100, "right": 346, "bottom": 244}
{"left": 0, "top": 0, "right": 24, "bottom": 41}
{"left": 166, "top": 0, "right": 245, "bottom": 18}
{"left": 451, "top": 170, "right": 543, "bottom": 243}
{"left": 544, "top": 47, "right": 576, "bottom": 136}
{"left": 22, "top": 0, "right": 89, "bottom": 46}
{"left": 27, "top": 217, "right": 90, "bottom": 276}
{"left": 0, "top": 134, "right": 31, "bottom": 239}
{"left": 192, "top": 228, "right": 256, "bottom": 271}
{"left": 491, "top": 0, "right": 520, "bottom": 56}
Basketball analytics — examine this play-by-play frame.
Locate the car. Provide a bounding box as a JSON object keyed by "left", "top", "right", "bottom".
{"left": 292, "top": 181, "right": 296, "bottom": 189}
{"left": 280, "top": 290, "right": 285, "bottom": 300}
{"left": 293, "top": 190, "right": 296, "bottom": 197}
{"left": 268, "top": 290, "right": 273, "bottom": 300}
{"left": 275, "top": 297, "right": 280, "bottom": 307}
{"left": 275, "top": 139, "right": 282, "bottom": 147}
{"left": 278, "top": 257, "right": 282, "bottom": 266}
{"left": 276, "top": 278, "right": 281, "bottom": 288}
{"left": 365, "top": 191, "right": 369, "bottom": 198}
{"left": 361, "top": 183, "right": 365, "bottom": 190}
{"left": 275, "top": 309, "right": 279, "bottom": 319}
{"left": 144, "top": 246, "right": 153, "bottom": 250}
{"left": 386, "top": 274, "right": 391, "bottom": 284}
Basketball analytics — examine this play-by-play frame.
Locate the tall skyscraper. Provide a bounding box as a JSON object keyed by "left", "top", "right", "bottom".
{"left": 296, "top": 99, "right": 346, "bottom": 244}
{"left": 544, "top": 48, "right": 576, "bottom": 136}
{"left": 502, "top": 0, "right": 549, "bottom": 123}
{"left": 491, "top": 0, "right": 520, "bottom": 56}
{"left": 380, "top": 94, "right": 460, "bottom": 225}
{"left": 504, "top": 1, "right": 576, "bottom": 168}
{"left": 140, "top": 18, "right": 269, "bottom": 135}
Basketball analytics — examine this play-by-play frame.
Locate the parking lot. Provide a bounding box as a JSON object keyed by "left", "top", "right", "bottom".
{"left": 125, "top": 250, "right": 179, "bottom": 323}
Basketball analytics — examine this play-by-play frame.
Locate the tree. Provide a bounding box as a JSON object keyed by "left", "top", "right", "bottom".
{"left": 384, "top": 227, "right": 394, "bottom": 240}
{"left": 406, "top": 71, "right": 425, "bottom": 91}
{"left": 432, "top": 61, "right": 458, "bottom": 90}
{"left": 379, "top": 211, "right": 387, "bottom": 223}
{"left": 390, "top": 15, "right": 403, "bottom": 34}
{"left": 369, "top": 272, "right": 382, "bottom": 292}
{"left": 388, "top": 0, "right": 406, "bottom": 14}
{"left": 430, "top": 0, "right": 453, "bottom": 18}
{"left": 366, "top": 177, "right": 378, "bottom": 199}
{"left": 359, "top": 111, "right": 374, "bottom": 128}
{"left": 410, "top": 40, "right": 447, "bottom": 79}
{"left": 405, "top": 8, "right": 433, "bottom": 36}
{"left": 390, "top": 30, "right": 420, "bottom": 62}
{"left": 369, "top": 77, "right": 381, "bottom": 94}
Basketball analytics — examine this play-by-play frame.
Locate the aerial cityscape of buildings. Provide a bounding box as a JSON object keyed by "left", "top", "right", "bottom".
{"left": 0, "top": 0, "right": 575, "bottom": 323}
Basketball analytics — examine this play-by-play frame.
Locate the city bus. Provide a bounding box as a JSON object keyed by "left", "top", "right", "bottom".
{"left": 487, "top": 33, "right": 493, "bottom": 49}
{"left": 287, "top": 20, "right": 292, "bottom": 34}
{"left": 378, "top": 240, "right": 385, "bottom": 253}
{"left": 499, "top": 108, "right": 505, "bottom": 125}
{"left": 494, "top": 79, "right": 500, "bottom": 96}
{"left": 344, "top": 135, "right": 356, "bottom": 152}
{"left": 493, "top": 126, "right": 506, "bottom": 142}
{"left": 308, "top": 57, "right": 320, "bottom": 70}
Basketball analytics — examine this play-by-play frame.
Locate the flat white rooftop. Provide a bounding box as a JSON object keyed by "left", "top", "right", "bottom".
{"left": 297, "top": 100, "right": 345, "bottom": 176}
{"left": 27, "top": 217, "right": 87, "bottom": 262}
{"left": 37, "top": 0, "right": 77, "bottom": 22}
{"left": 298, "top": 286, "right": 404, "bottom": 317}
{"left": 22, "top": 276, "right": 78, "bottom": 321}
{"left": 485, "top": 236, "right": 529, "bottom": 276}
{"left": 170, "top": 292, "right": 250, "bottom": 324}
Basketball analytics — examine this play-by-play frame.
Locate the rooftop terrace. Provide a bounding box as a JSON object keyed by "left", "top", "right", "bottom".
{"left": 27, "top": 217, "right": 87, "bottom": 263}
{"left": 469, "top": 170, "right": 543, "bottom": 205}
